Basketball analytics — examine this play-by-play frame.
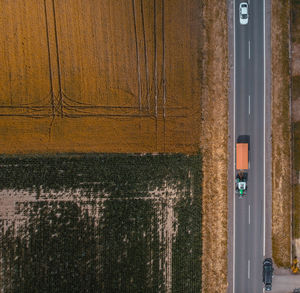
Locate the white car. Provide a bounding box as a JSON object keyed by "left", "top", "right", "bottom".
{"left": 239, "top": 2, "right": 249, "bottom": 25}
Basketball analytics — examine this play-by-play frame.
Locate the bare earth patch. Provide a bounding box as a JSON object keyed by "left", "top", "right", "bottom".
{"left": 295, "top": 238, "right": 300, "bottom": 259}
{"left": 292, "top": 99, "right": 300, "bottom": 121}
{"left": 292, "top": 44, "right": 300, "bottom": 75}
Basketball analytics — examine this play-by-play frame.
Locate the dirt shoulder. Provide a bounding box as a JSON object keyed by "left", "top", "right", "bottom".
{"left": 272, "top": 0, "right": 291, "bottom": 267}
{"left": 200, "top": 0, "right": 229, "bottom": 292}
{"left": 292, "top": 0, "right": 300, "bottom": 268}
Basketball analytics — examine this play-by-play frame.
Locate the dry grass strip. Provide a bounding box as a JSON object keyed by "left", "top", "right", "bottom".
{"left": 272, "top": 0, "right": 292, "bottom": 267}
{"left": 200, "top": 0, "right": 229, "bottom": 292}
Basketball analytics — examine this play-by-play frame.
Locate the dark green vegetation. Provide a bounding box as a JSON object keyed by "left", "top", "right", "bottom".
{"left": 293, "top": 122, "right": 300, "bottom": 238}
{"left": 292, "top": 0, "right": 300, "bottom": 43}
{"left": 292, "top": 76, "right": 300, "bottom": 100}
{"left": 0, "top": 154, "right": 202, "bottom": 292}
{"left": 293, "top": 123, "right": 300, "bottom": 171}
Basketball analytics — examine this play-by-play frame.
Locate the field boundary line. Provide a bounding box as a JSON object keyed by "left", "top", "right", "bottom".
{"left": 132, "top": 0, "right": 142, "bottom": 112}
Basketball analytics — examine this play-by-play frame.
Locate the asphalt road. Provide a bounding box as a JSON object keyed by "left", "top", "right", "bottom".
{"left": 234, "top": 0, "right": 266, "bottom": 292}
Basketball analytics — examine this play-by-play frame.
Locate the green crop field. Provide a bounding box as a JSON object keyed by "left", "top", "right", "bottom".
{"left": 0, "top": 154, "right": 202, "bottom": 292}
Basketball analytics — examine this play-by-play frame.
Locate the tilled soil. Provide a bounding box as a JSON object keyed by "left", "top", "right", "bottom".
{"left": 0, "top": 0, "right": 202, "bottom": 154}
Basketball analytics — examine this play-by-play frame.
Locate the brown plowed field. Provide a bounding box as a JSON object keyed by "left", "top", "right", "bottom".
{"left": 0, "top": 0, "right": 202, "bottom": 154}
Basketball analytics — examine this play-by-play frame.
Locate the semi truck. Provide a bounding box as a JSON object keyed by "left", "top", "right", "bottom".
{"left": 236, "top": 143, "right": 248, "bottom": 198}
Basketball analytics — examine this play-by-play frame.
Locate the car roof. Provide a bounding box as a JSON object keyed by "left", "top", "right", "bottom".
{"left": 264, "top": 265, "right": 272, "bottom": 272}
{"left": 264, "top": 258, "right": 273, "bottom": 264}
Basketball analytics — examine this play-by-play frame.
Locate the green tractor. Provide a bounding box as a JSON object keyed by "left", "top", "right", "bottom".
{"left": 236, "top": 172, "right": 247, "bottom": 198}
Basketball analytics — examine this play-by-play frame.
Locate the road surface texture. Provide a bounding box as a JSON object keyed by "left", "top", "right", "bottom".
{"left": 272, "top": 268, "right": 300, "bottom": 293}
{"left": 228, "top": 0, "right": 272, "bottom": 292}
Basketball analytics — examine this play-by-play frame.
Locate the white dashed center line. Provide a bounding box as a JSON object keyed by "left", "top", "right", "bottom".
{"left": 248, "top": 260, "right": 250, "bottom": 279}
{"left": 248, "top": 40, "right": 251, "bottom": 59}
{"left": 248, "top": 205, "right": 251, "bottom": 224}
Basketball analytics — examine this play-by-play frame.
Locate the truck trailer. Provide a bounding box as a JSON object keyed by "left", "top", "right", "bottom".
{"left": 236, "top": 143, "right": 248, "bottom": 197}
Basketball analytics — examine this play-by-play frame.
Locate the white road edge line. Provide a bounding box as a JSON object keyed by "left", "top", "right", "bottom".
{"left": 248, "top": 260, "right": 250, "bottom": 279}
{"left": 249, "top": 205, "right": 251, "bottom": 224}
{"left": 263, "top": 0, "right": 266, "bottom": 257}
{"left": 233, "top": 0, "right": 236, "bottom": 291}
{"left": 248, "top": 95, "right": 251, "bottom": 115}
{"left": 248, "top": 40, "right": 251, "bottom": 59}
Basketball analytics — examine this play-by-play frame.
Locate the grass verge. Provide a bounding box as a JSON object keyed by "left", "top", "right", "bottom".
{"left": 200, "top": 0, "right": 229, "bottom": 292}
{"left": 292, "top": 0, "right": 300, "bottom": 252}
{"left": 272, "top": 0, "right": 291, "bottom": 267}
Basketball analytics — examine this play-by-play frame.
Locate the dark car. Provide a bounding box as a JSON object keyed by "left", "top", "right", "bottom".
{"left": 263, "top": 258, "right": 274, "bottom": 291}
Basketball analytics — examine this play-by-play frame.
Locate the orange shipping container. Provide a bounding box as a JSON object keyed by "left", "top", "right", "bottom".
{"left": 236, "top": 143, "right": 248, "bottom": 170}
